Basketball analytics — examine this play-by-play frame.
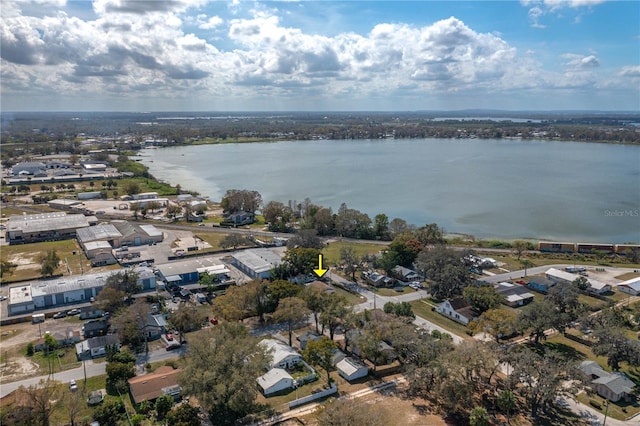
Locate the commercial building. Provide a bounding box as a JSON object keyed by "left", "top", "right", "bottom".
{"left": 7, "top": 269, "right": 155, "bottom": 316}
{"left": 231, "top": 248, "right": 283, "bottom": 280}
{"left": 618, "top": 277, "right": 640, "bottom": 296}
{"left": 6, "top": 212, "right": 97, "bottom": 244}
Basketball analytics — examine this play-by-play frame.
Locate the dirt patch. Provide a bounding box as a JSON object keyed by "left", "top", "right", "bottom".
{"left": 0, "top": 357, "right": 39, "bottom": 383}
{"left": 8, "top": 253, "right": 38, "bottom": 266}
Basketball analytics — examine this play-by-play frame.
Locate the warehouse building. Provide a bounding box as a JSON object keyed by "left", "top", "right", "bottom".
{"left": 6, "top": 212, "right": 97, "bottom": 244}
{"left": 7, "top": 269, "right": 155, "bottom": 316}
{"left": 231, "top": 248, "right": 283, "bottom": 280}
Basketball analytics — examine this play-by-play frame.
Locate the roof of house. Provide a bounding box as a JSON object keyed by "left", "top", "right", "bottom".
{"left": 86, "top": 334, "right": 119, "bottom": 349}
{"left": 443, "top": 297, "right": 477, "bottom": 320}
{"left": 336, "top": 357, "right": 368, "bottom": 376}
{"left": 619, "top": 277, "right": 640, "bottom": 291}
{"left": 496, "top": 282, "right": 535, "bottom": 300}
{"left": 257, "top": 368, "right": 293, "bottom": 391}
{"left": 260, "top": 339, "right": 301, "bottom": 367}
{"left": 580, "top": 361, "right": 635, "bottom": 395}
{"left": 128, "top": 366, "right": 182, "bottom": 404}
{"left": 546, "top": 268, "right": 578, "bottom": 282}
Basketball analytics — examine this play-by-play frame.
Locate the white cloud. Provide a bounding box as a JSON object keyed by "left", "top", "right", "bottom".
{"left": 198, "top": 15, "right": 223, "bottom": 30}
{"left": 562, "top": 53, "right": 600, "bottom": 68}
{"left": 619, "top": 65, "right": 640, "bottom": 78}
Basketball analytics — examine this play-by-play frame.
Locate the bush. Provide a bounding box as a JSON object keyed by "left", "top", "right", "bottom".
{"left": 26, "top": 342, "right": 34, "bottom": 356}
{"left": 93, "top": 396, "right": 125, "bottom": 426}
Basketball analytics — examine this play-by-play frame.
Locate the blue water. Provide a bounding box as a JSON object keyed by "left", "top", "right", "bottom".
{"left": 139, "top": 138, "right": 640, "bottom": 243}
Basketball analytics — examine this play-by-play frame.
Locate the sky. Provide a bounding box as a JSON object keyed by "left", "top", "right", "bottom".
{"left": 1, "top": 0, "right": 639, "bottom": 112}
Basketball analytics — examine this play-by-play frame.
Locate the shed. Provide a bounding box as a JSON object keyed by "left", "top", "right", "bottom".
{"left": 336, "top": 357, "right": 369, "bottom": 382}
{"left": 257, "top": 368, "right": 294, "bottom": 396}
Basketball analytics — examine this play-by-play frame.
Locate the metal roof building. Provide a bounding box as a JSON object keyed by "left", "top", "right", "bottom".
{"left": 6, "top": 212, "right": 96, "bottom": 244}
{"left": 231, "top": 248, "right": 283, "bottom": 280}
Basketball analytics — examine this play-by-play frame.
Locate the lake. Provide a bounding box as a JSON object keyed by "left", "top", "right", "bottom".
{"left": 138, "top": 138, "right": 640, "bottom": 243}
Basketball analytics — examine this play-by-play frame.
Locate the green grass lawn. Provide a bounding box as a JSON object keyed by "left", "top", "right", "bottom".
{"left": 322, "top": 241, "right": 386, "bottom": 266}
{"left": 409, "top": 299, "right": 473, "bottom": 341}
{"left": 372, "top": 286, "right": 415, "bottom": 297}
{"left": 576, "top": 392, "right": 640, "bottom": 421}
{"left": 615, "top": 272, "right": 640, "bottom": 281}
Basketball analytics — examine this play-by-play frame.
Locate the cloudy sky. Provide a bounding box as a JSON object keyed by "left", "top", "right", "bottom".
{"left": 1, "top": 0, "right": 639, "bottom": 112}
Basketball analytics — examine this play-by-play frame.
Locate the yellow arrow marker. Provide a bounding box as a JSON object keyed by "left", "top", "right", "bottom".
{"left": 313, "top": 254, "right": 328, "bottom": 278}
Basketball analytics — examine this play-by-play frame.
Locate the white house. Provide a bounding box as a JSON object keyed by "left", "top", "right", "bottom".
{"left": 618, "top": 277, "right": 640, "bottom": 296}
{"left": 580, "top": 361, "right": 636, "bottom": 402}
{"left": 75, "top": 335, "right": 120, "bottom": 359}
{"left": 435, "top": 298, "right": 476, "bottom": 325}
{"left": 256, "top": 368, "right": 294, "bottom": 396}
{"left": 336, "top": 357, "right": 369, "bottom": 382}
{"left": 259, "top": 339, "right": 302, "bottom": 369}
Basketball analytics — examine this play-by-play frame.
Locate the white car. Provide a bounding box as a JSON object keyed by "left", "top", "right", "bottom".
{"left": 69, "top": 380, "right": 78, "bottom": 391}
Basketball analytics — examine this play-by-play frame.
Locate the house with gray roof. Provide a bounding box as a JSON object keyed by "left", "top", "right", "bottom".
{"left": 259, "top": 339, "right": 302, "bottom": 369}
{"left": 232, "top": 248, "right": 283, "bottom": 280}
{"left": 580, "top": 361, "right": 636, "bottom": 402}
{"left": 257, "top": 368, "right": 294, "bottom": 396}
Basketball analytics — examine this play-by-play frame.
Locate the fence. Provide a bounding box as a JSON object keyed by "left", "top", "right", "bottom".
{"left": 288, "top": 384, "right": 337, "bottom": 409}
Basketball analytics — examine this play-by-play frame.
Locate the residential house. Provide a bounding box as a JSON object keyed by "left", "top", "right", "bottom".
{"left": 75, "top": 335, "right": 120, "bottom": 359}
{"left": 391, "top": 266, "right": 423, "bottom": 283}
{"left": 495, "top": 282, "right": 535, "bottom": 307}
{"left": 128, "top": 366, "right": 182, "bottom": 404}
{"left": 580, "top": 361, "right": 636, "bottom": 402}
{"left": 618, "top": 277, "right": 640, "bottom": 296}
{"left": 144, "top": 314, "right": 168, "bottom": 341}
{"left": 256, "top": 368, "right": 295, "bottom": 396}
{"left": 336, "top": 357, "right": 369, "bottom": 382}
{"left": 82, "top": 320, "right": 109, "bottom": 338}
{"left": 363, "top": 271, "right": 394, "bottom": 288}
{"left": 259, "top": 339, "right": 302, "bottom": 369}
{"left": 436, "top": 298, "right": 476, "bottom": 325}
{"left": 225, "top": 211, "right": 255, "bottom": 226}
{"left": 527, "top": 277, "right": 556, "bottom": 294}
{"left": 297, "top": 331, "right": 322, "bottom": 350}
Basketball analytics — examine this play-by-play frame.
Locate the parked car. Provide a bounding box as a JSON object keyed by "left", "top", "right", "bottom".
{"left": 67, "top": 309, "right": 81, "bottom": 316}
{"left": 53, "top": 311, "right": 67, "bottom": 319}
{"left": 0, "top": 295, "right": 7, "bottom": 301}
{"left": 166, "top": 343, "right": 181, "bottom": 351}
{"left": 69, "top": 380, "right": 78, "bottom": 391}
{"left": 515, "top": 280, "right": 526, "bottom": 285}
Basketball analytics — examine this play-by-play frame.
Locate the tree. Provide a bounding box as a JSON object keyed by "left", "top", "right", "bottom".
{"left": 469, "top": 407, "right": 489, "bottom": 426}
{"left": 155, "top": 394, "right": 174, "bottom": 420}
{"left": 214, "top": 280, "right": 269, "bottom": 322}
{"left": 303, "top": 336, "right": 338, "bottom": 385}
{"left": 497, "top": 389, "right": 515, "bottom": 422}
{"left": 180, "top": 323, "right": 271, "bottom": 424}
{"left": 267, "top": 280, "right": 301, "bottom": 306}
{"left": 146, "top": 200, "right": 161, "bottom": 213}
{"left": 0, "top": 260, "right": 16, "bottom": 278}
{"left": 105, "top": 270, "right": 140, "bottom": 296}
{"left": 519, "top": 259, "right": 535, "bottom": 276}
{"left": 508, "top": 347, "right": 580, "bottom": 418}
{"left": 301, "top": 285, "right": 328, "bottom": 333}
{"left": 388, "top": 218, "right": 410, "bottom": 239}
{"left": 93, "top": 396, "right": 125, "bottom": 426}
{"left": 316, "top": 397, "right": 388, "bottom": 426}
{"left": 339, "top": 246, "right": 360, "bottom": 281}
{"left": 383, "top": 301, "right": 415, "bottom": 319}
{"left": 165, "top": 204, "right": 183, "bottom": 221}
{"left": 518, "top": 299, "right": 559, "bottom": 344}
{"left": 105, "top": 351, "right": 135, "bottom": 394}
{"left": 169, "top": 302, "right": 205, "bottom": 344}
{"left": 334, "top": 203, "right": 372, "bottom": 239}
{"left": 165, "top": 403, "right": 201, "bottom": 426}
{"left": 39, "top": 249, "right": 60, "bottom": 277}
{"left": 470, "top": 308, "right": 518, "bottom": 342}
{"left": 220, "top": 233, "right": 249, "bottom": 250}
{"left": 130, "top": 202, "right": 141, "bottom": 220}
{"left": 43, "top": 333, "right": 58, "bottom": 354}
{"left": 463, "top": 285, "right": 503, "bottom": 314}
{"left": 273, "top": 297, "right": 310, "bottom": 346}
{"left": 64, "top": 385, "right": 85, "bottom": 426}
{"left": 263, "top": 201, "right": 292, "bottom": 232}
{"left": 414, "top": 223, "right": 445, "bottom": 246}
{"left": 94, "top": 286, "right": 127, "bottom": 314}
{"left": 592, "top": 328, "right": 640, "bottom": 371}
{"left": 111, "top": 300, "right": 150, "bottom": 349}
{"left": 415, "top": 245, "right": 471, "bottom": 300}
{"left": 286, "top": 228, "right": 324, "bottom": 249}
{"left": 124, "top": 181, "right": 141, "bottom": 195}
{"left": 320, "top": 295, "right": 352, "bottom": 340}
{"left": 22, "top": 379, "right": 60, "bottom": 426}
{"left": 273, "top": 247, "right": 321, "bottom": 279}
{"left": 512, "top": 240, "right": 529, "bottom": 260}
{"left": 220, "top": 189, "right": 262, "bottom": 214}
{"left": 312, "top": 207, "right": 335, "bottom": 236}
{"left": 373, "top": 213, "right": 389, "bottom": 239}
